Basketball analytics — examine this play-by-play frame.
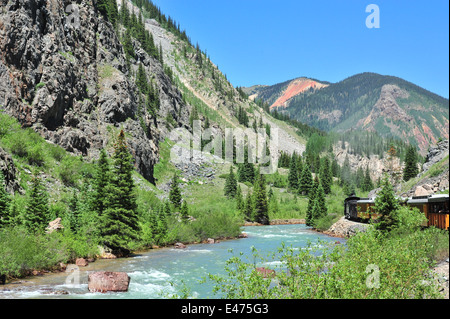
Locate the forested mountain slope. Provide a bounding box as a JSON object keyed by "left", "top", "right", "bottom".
{"left": 249, "top": 72, "right": 449, "bottom": 155}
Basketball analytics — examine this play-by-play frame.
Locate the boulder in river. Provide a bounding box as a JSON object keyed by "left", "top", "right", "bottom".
{"left": 88, "top": 272, "right": 130, "bottom": 293}
{"left": 255, "top": 267, "right": 276, "bottom": 278}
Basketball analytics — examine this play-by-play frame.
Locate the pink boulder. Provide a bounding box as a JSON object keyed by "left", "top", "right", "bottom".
{"left": 76, "top": 258, "right": 89, "bottom": 267}
{"left": 255, "top": 267, "right": 276, "bottom": 278}
{"left": 88, "top": 272, "right": 130, "bottom": 293}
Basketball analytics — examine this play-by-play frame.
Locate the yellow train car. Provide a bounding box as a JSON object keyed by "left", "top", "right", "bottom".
{"left": 356, "top": 198, "right": 378, "bottom": 221}
{"left": 345, "top": 194, "right": 449, "bottom": 230}
{"left": 427, "top": 194, "right": 449, "bottom": 230}
{"left": 407, "top": 194, "right": 449, "bottom": 230}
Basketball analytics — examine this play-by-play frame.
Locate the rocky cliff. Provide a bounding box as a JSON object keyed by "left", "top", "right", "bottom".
{"left": 404, "top": 139, "right": 449, "bottom": 197}
{"left": 0, "top": 0, "right": 190, "bottom": 183}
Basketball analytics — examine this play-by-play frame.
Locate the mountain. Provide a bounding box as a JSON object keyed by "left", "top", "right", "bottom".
{"left": 0, "top": 0, "right": 193, "bottom": 183}
{"left": 248, "top": 73, "right": 449, "bottom": 155}
{"left": 0, "top": 0, "right": 310, "bottom": 185}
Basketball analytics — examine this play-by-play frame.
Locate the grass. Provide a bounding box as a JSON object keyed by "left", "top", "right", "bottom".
{"left": 98, "top": 64, "right": 116, "bottom": 80}
{"left": 153, "top": 138, "right": 179, "bottom": 185}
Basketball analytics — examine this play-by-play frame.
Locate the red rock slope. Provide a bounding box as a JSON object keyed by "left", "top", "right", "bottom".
{"left": 270, "top": 78, "right": 328, "bottom": 109}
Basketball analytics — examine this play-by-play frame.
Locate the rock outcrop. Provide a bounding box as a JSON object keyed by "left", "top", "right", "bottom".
{"left": 422, "top": 139, "right": 449, "bottom": 172}
{"left": 46, "top": 217, "right": 64, "bottom": 234}
{"left": 324, "top": 216, "right": 370, "bottom": 238}
{"left": 404, "top": 140, "right": 449, "bottom": 197}
{"left": 333, "top": 142, "right": 402, "bottom": 183}
{"left": 0, "top": 0, "right": 190, "bottom": 183}
{"left": 0, "top": 147, "right": 21, "bottom": 194}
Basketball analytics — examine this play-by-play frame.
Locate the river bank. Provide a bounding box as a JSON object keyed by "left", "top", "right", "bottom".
{"left": 0, "top": 224, "right": 338, "bottom": 298}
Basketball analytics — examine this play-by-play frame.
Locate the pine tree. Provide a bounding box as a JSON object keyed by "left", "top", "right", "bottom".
{"left": 312, "top": 183, "right": 327, "bottom": 224}
{"left": 298, "top": 164, "right": 313, "bottom": 196}
{"left": 374, "top": 175, "right": 400, "bottom": 232}
{"left": 224, "top": 166, "right": 238, "bottom": 198}
{"left": 164, "top": 200, "right": 172, "bottom": 217}
{"left": 67, "top": 189, "right": 81, "bottom": 233}
{"left": 319, "top": 157, "right": 332, "bottom": 194}
{"left": 156, "top": 206, "right": 168, "bottom": 244}
{"left": 180, "top": 201, "right": 189, "bottom": 222}
{"left": 237, "top": 146, "right": 255, "bottom": 184}
{"left": 362, "top": 166, "right": 374, "bottom": 192}
{"left": 243, "top": 191, "right": 253, "bottom": 222}
{"left": 122, "top": 29, "right": 135, "bottom": 60}
{"left": 23, "top": 173, "right": 49, "bottom": 233}
{"left": 253, "top": 173, "right": 269, "bottom": 225}
{"left": 403, "top": 145, "right": 419, "bottom": 182}
{"left": 119, "top": 0, "right": 130, "bottom": 27}
{"left": 0, "top": 170, "right": 11, "bottom": 228}
{"left": 306, "top": 177, "right": 319, "bottom": 226}
{"left": 331, "top": 158, "right": 340, "bottom": 178}
{"left": 355, "top": 167, "right": 364, "bottom": 189}
{"left": 77, "top": 177, "right": 98, "bottom": 238}
{"left": 340, "top": 155, "right": 351, "bottom": 186}
{"left": 136, "top": 63, "right": 148, "bottom": 94}
{"left": 97, "top": 0, "right": 119, "bottom": 26}
{"left": 287, "top": 155, "right": 299, "bottom": 191}
{"left": 169, "top": 173, "right": 182, "bottom": 209}
{"left": 101, "top": 130, "right": 139, "bottom": 255}
{"left": 92, "top": 149, "right": 110, "bottom": 218}
{"left": 236, "top": 185, "right": 244, "bottom": 211}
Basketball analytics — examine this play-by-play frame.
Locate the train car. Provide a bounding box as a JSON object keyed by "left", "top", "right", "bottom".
{"left": 413, "top": 194, "right": 449, "bottom": 230}
{"left": 344, "top": 196, "right": 360, "bottom": 220}
{"left": 356, "top": 198, "right": 378, "bottom": 221}
{"left": 344, "top": 194, "right": 449, "bottom": 230}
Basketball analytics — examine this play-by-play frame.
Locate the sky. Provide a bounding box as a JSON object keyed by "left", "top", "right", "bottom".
{"left": 153, "top": 0, "right": 449, "bottom": 98}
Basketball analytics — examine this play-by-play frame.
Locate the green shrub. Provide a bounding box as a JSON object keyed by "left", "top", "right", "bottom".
{"left": 57, "top": 156, "right": 86, "bottom": 187}
{"left": 0, "top": 227, "right": 69, "bottom": 277}
{"left": 314, "top": 213, "right": 338, "bottom": 231}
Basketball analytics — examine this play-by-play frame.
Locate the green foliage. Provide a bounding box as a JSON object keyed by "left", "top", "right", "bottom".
{"left": 237, "top": 147, "right": 255, "bottom": 184}
{"left": 287, "top": 156, "right": 299, "bottom": 190}
{"left": 169, "top": 173, "right": 182, "bottom": 209}
{"left": 23, "top": 173, "right": 50, "bottom": 233}
{"left": 0, "top": 227, "right": 69, "bottom": 277}
{"left": 97, "top": 0, "right": 119, "bottom": 26}
{"left": 310, "top": 183, "right": 327, "bottom": 225}
{"left": 224, "top": 166, "right": 237, "bottom": 199}
{"left": 306, "top": 177, "right": 319, "bottom": 226}
{"left": 403, "top": 145, "right": 419, "bottom": 182}
{"left": 0, "top": 171, "right": 11, "bottom": 228}
{"left": 374, "top": 175, "right": 400, "bottom": 232}
{"left": 180, "top": 201, "right": 189, "bottom": 222}
{"left": 252, "top": 173, "right": 269, "bottom": 225}
{"left": 298, "top": 164, "right": 313, "bottom": 196}
{"left": 319, "top": 157, "right": 332, "bottom": 194}
{"left": 362, "top": 165, "right": 374, "bottom": 192}
{"left": 101, "top": 130, "right": 140, "bottom": 254}
{"left": 92, "top": 149, "right": 110, "bottom": 218}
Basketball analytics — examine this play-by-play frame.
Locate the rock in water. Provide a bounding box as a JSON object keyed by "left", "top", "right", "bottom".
{"left": 88, "top": 272, "right": 130, "bottom": 293}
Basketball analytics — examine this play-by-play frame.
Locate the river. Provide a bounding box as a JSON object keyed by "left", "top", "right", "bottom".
{"left": 0, "top": 224, "right": 342, "bottom": 299}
